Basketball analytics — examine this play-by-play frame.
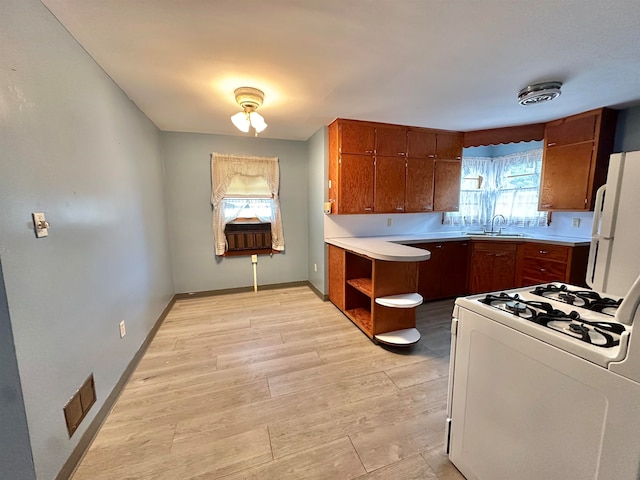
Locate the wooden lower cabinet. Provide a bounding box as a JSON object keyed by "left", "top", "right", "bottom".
{"left": 328, "top": 244, "right": 420, "bottom": 340}
{"left": 516, "top": 242, "right": 590, "bottom": 287}
{"left": 469, "top": 241, "right": 518, "bottom": 294}
{"left": 416, "top": 241, "right": 469, "bottom": 300}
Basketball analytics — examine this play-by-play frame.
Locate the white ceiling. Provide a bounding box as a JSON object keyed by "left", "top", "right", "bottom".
{"left": 41, "top": 0, "right": 640, "bottom": 141}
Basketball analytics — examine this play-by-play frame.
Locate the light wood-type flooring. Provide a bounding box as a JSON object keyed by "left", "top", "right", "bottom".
{"left": 71, "top": 286, "right": 465, "bottom": 480}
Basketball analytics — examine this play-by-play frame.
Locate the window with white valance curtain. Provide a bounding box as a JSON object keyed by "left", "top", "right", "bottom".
{"left": 443, "top": 148, "right": 548, "bottom": 228}
{"left": 211, "top": 152, "right": 285, "bottom": 256}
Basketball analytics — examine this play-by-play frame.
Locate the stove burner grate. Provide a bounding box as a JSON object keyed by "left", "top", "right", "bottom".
{"left": 479, "top": 292, "right": 625, "bottom": 348}
{"left": 530, "top": 284, "right": 622, "bottom": 316}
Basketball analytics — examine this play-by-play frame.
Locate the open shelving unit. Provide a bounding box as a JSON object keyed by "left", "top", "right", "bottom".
{"left": 328, "top": 244, "right": 422, "bottom": 346}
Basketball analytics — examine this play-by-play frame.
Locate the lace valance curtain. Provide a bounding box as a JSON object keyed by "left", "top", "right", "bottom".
{"left": 211, "top": 153, "right": 284, "bottom": 255}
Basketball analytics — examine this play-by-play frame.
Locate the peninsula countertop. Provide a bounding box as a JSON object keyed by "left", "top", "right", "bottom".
{"left": 325, "top": 232, "right": 591, "bottom": 262}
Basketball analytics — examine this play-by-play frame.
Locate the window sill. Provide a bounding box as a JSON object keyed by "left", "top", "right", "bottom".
{"left": 222, "top": 249, "right": 280, "bottom": 257}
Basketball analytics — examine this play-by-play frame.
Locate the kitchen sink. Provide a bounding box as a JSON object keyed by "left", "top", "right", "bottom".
{"left": 464, "top": 232, "right": 527, "bottom": 238}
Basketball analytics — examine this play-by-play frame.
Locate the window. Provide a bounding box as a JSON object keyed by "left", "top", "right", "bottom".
{"left": 211, "top": 153, "right": 285, "bottom": 256}
{"left": 444, "top": 148, "right": 548, "bottom": 228}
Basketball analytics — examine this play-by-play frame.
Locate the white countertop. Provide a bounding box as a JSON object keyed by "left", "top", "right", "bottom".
{"left": 325, "top": 232, "right": 590, "bottom": 262}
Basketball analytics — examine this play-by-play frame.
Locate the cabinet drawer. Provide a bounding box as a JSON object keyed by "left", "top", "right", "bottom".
{"left": 521, "top": 243, "right": 569, "bottom": 262}
{"left": 521, "top": 259, "right": 567, "bottom": 282}
{"left": 472, "top": 241, "right": 518, "bottom": 253}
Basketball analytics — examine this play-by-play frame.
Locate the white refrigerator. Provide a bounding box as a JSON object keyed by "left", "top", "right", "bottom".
{"left": 587, "top": 150, "right": 640, "bottom": 296}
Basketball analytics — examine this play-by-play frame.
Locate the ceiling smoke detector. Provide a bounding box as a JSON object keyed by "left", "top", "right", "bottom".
{"left": 518, "top": 81, "right": 562, "bottom": 106}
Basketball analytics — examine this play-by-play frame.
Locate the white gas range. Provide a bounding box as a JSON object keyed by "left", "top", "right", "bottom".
{"left": 446, "top": 277, "right": 640, "bottom": 480}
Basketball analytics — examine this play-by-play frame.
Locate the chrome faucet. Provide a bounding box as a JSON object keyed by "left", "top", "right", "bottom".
{"left": 486, "top": 214, "right": 506, "bottom": 234}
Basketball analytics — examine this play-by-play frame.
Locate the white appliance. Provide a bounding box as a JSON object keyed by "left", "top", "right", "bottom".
{"left": 587, "top": 150, "right": 640, "bottom": 297}
{"left": 445, "top": 277, "right": 640, "bottom": 480}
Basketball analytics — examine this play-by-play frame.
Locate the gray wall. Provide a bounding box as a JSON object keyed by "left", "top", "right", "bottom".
{"left": 1, "top": 1, "right": 174, "bottom": 478}
{"left": 0, "top": 260, "right": 35, "bottom": 480}
{"left": 307, "top": 127, "right": 328, "bottom": 294}
{"left": 162, "top": 132, "right": 309, "bottom": 293}
{"left": 615, "top": 105, "right": 640, "bottom": 152}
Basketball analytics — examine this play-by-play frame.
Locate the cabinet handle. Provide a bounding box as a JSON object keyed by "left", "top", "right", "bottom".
{"left": 539, "top": 268, "right": 547, "bottom": 272}
{"left": 435, "top": 245, "right": 443, "bottom": 248}
{"left": 539, "top": 250, "right": 548, "bottom": 254}
{"left": 395, "top": 207, "right": 403, "bottom": 211}
{"left": 461, "top": 243, "right": 468, "bottom": 246}
{"left": 397, "top": 152, "right": 404, "bottom": 156}
{"left": 364, "top": 207, "right": 373, "bottom": 211}
{"left": 428, "top": 154, "right": 436, "bottom": 158}
{"left": 548, "top": 142, "right": 556, "bottom": 147}
{"left": 365, "top": 150, "right": 374, "bottom": 154}
{"left": 541, "top": 204, "right": 552, "bottom": 208}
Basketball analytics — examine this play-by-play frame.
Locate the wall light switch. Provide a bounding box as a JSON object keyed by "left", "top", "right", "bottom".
{"left": 119, "top": 320, "right": 126, "bottom": 338}
{"left": 387, "top": 218, "right": 392, "bottom": 227}
{"left": 32, "top": 212, "right": 49, "bottom": 238}
{"left": 572, "top": 218, "right": 581, "bottom": 228}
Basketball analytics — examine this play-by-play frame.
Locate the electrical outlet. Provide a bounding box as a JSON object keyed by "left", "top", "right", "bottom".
{"left": 572, "top": 218, "right": 581, "bottom": 228}
{"left": 314, "top": 263, "right": 318, "bottom": 272}
{"left": 251, "top": 254, "right": 258, "bottom": 263}
{"left": 387, "top": 218, "right": 392, "bottom": 227}
{"left": 119, "top": 320, "right": 126, "bottom": 338}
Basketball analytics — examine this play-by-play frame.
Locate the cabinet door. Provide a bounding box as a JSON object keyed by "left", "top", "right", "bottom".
{"left": 441, "top": 241, "right": 469, "bottom": 297}
{"left": 328, "top": 245, "right": 346, "bottom": 310}
{"left": 340, "top": 122, "right": 375, "bottom": 154}
{"left": 436, "top": 132, "right": 463, "bottom": 159}
{"left": 407, "top": 129, "right": 436, "bottom": 158}
{"left": 374, "top": 156, "right": 406, "bottom": 212}
{"left": 340, "top": 154, "right": 374, "bottom": 213}
{"left": 434, "top": 159, "right": 461, "bottom": 211}
{"left": 469, "top": 251, "right": 496, "bottom": 294}
{"left": 417, "top": 243, "right": 444, "bottom": 300}
{"left": 405, "top": 157, "right": 435, "bottom": 212}
{"left": 376, "top": 126, "right": 407, "bottom": 157}
{"left": 546, "top": 113, "right": 597, "bottom": 147}
{"left": 492, "top": 251, "right": 516, "bottom": 291}
{"left": 539, "top": 143, "right": 593, "bottom": 210}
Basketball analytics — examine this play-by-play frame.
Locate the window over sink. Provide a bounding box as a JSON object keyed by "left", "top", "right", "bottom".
{"left": 444, "top": 142, "right": 548, "bottom": 228}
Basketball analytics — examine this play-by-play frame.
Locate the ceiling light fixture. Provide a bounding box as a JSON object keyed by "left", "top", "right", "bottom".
{"left": 230, "top": 87, "right": 268, "bottom": 136}
{"left": 518, "top": 81, "right": 562, "bottom": 106}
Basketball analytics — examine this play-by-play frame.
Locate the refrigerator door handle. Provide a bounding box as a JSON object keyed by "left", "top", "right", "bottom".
{"left": 592, "top": 185, "right": 607, "bottom": 237}
{"left": 586, "top": 239, "right": 599, "bottom": 288}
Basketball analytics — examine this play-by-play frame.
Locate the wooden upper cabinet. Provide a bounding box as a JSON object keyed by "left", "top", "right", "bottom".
{"left": 375, "top": 156, "right": 406, "bottom": 213}
{"left": 340, "top": 154, "right": 375, "bottom": 213}
{"left": 434, "top": 159, "right": 461, "bottom": 211}
{"left": 545, "top": 114, "right": 597, "bottom": 147}
{"left": 406, "top": 158, "right": 435, "bottom": 212}
{"left": 407, "top": 129, "right": 437, "bottom": 158}
{"left": 376, "top": 126, "right": 407, "bottom": 156}
{"left": 340, "top": 121, "right": 375, "bottom": 154}
{"left": 539, "top": 143, "right": 593, "bottom": 210}
{"left": 539, "top": 108, "right": 617, "bottom": 211}
{"left": 328, "top": 118, "right": 463, "bottom": 215}
{"left": 435, "top": 132, "right": 464, "bottom": 159}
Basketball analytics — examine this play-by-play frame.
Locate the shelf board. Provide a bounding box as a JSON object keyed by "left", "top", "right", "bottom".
{"left": 375, "top": 293, "right": 423, "bottom": 309}
{"left": 346, "top": 277, "right": 373, "bottom": 297}
{"left": 345, "top": 307, "right": 373, "bottom": 335}
{"left": 374, "top": 328, "right": 421, "bottom": 346}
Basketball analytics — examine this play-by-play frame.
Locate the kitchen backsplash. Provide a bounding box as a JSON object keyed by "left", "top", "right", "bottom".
{"left": 324, "top": 211, "right": 594, "bottom": 239}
